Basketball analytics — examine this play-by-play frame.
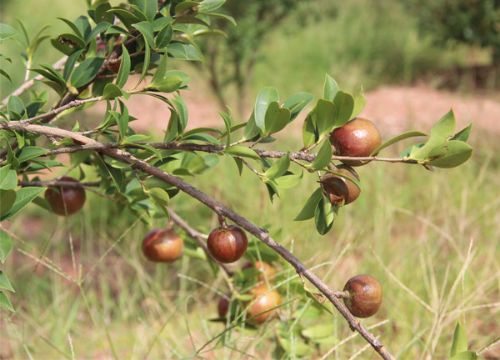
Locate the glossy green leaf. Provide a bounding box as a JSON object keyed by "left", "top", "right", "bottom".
{"left": 0, "top": 190, "right": 16, "bottom": 219}
{"left": 70, "top": 57, "right": 105, "bottom": 88}
{"left": 17, "top": 146, "right": 48, "bottom": 163}
{"left": 264, "top": 102, "right": 291, "bottom": 135}
{"left": 167, "top": 42, "right": 203, "bottom": 61}
{"left": 411, "top": 110, "right": 456, "bottom": 160}
{"left": 311, "top": 140, "right": 332, "bottom": 170}
{"left": 199, "top": 0, "right": 226, "bottom": 13}
{"left": 295, "top": 188, "right": 323, "bottom": 221}
{"left": 225, "top": 146, "right": 260, "bottom": 160}
{"left": 0, "top": 272, "right": 14, "bottom": 292}
{"left": 63, "top": 49, "right": 85, "bottom": 80}
{"left": 0, "top": 291, "right": 14, "bottom": 312}
{"left": 0, "top": 166, "right": 17, "bottom": 190}
{"left": 0, "top": 230, "right": 13, "bottom": 263}
{"left": 0, "top": 23, "right": 17, "bottom": 42}
{"left": 302, "top": 115, "right": 317, "bottom": 147}
{"left": 147, "top": 76, "right": 183, "bottom": 92}
{"left": 428, "top": 140, "right": 472, "bottom": 168}
{"left": 275, "top": 172, "right": 303, "bottom": 189}
{"left": 116, "top": 45, "right": 131, "bottom": 88}
{"left": 0, "top": 187, "right": 45, "bottom": 221}
{"left": 283, "top": 92, "right": 313, "bottom": 120}
{"left": 103, "top": 83, "right": 123, "bottom": 100}
{"left": 332, "top": 91, "right": 354, "bottom": 127}
{"left": 155, "top": 24, "right": 173, "bottom": 48}
{"left": 313, "top": 99, "right": 335, "bottom": 136}
{"left": 254, "top": 87, "right": 279, "bottom": 132}
{"left": 452, "top": 124, "right": 472, "bottom": 142}
{"left": 130, "top": 0, "right": 158, "bottom": 22}
{"left": 323, "top": 74, "right": 339, "bottom": 101}
{"left": 314, "top": 196, "right": 335, "bottom": 235}
{"left": 265, "top": 155, "right": 290, "bottom": 179}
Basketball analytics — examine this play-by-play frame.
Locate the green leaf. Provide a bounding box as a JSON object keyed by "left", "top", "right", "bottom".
{"left": 7, "top": 96, "right": 26, "bottom": 120}
{"left": 0, "top": 166, "right": 17, "bottom": 190}
{"left": 132, "top": 21, "right": 154, "bottom": 81}
{"left": 373, "top": 131, "right": 427, "bottom": 155}
{"left": 70, "top": 57, "right": 105, "bottom": 88}
{"left": 155, "top": 24, "right": 173, "bottom": 49}
{"left": 116, "top": 45, "right": 131, "bottom": 88}
{"left": 0, "top": 272, "right": 14, "bottom": 292}
{"left": 51, "top": 34, "right": 86, "bottom": 55}
{"left": 352, "top": 87, "right": 366, "bottom": 118}
{"left": 265, "top": 155, "right": 290, "bottom": 179}
{"left": 428, "top": 140, "right": 473, "bottom": 168}
{"left": 295, "top": 188, "right": 323, "bottom": 221}
{"left": 277, "top": 336, "right": 313, "bottom": 357}
{"left": 450, "top": 323, "right": 469, "bottom": 357}
{"left": 275, "top": 172, "right": 303, "bottom": 189}
{"left": 147, "top": 76, "right": 183, "bottom": 92}
{"left": 450, "top": 351, "right": 477, "bottom": 360}
{"left": 0, "top": 230, "right": 13, "bottom": 263}
{"left": 0, "top": 69, "right": 11, "bottom": 81}
{"left": 172, "top": 95, "right": 188, "bottom": 133}
{"left": 311, "top": 140, "right": 332, "bottom": 170}
{"left": 17, "top": 146, "right": 48, "bottom": 163}
{"left": 452, "top": 124, "right": 472, "bottom": 142}
{"left": 314, "top": 196, "right": 335, "bottom": 235}
{"left": 225, "top": 146, "right": 260, "bottom": 160}
{"left": 130, "top": 0, "right": 158, "bottom": 22}
{"left": 167, "top": 42, "right": 203, "bottom": 61}
{"left": 0, "top": 23, "right": 17, "bottom": 42}
{"left": 332, "top": 91, "right": 354, "bottom": 128}
{"left": 303, "top": 115, "right": 317, "bottom": 147}
{"left": 63, "top": 49, "right": 85, "bottom": 80}
{"left": 199, "top": 0, "right": 226, "bottom": 13}
{"left": 0, "top": 190, "right": 16, "bottom": 218}
{"left": 411, "top": 110, "right": 456, "bottom": 160}
{"left": 323, "top": 74, "right": 339, "bottom": 101}
{"left": 313, "top": 99, "right": 335, "bottom": 136}
{"left": 0, "top": 291, "right": 14, "bottom": 312}
{"left": 220, "top": 111, "right": 232, "bottom": 146}
{"left": 103, "top": 83, "right": 123, "bottom": 100}
{"left": 283, "top": 92, "right": 313, "bottom": 120}
{"left": 254, "top": 87, "right": 279, "bottom": 132}
{"left": 264, "top": 102, "right": 291, "bottom": 135}
{"left": 0, "top": 187, "right": 45, "bottom": 221}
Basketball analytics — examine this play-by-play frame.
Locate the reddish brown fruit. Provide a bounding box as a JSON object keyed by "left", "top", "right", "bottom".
{"left": 44, "top": 176, "right": 86, "bottom": 216}
{"left": 247, "top": 284, "right": 281, "bottom": 324}
{"left": 142, "top": 228, "right": 184, "bottom": 263}
{"left": 207, "top": 225, "right": 248, "bottom": 263}
{"left": 320, "top": 165, "right": 361, "bottom": 206}
{"left": 217, "top": 297, "right": 230, "bottom": 318}
{"left": 343, "top": 275, "right": 382, "bottom": 318}
{"left": 330, "top": 118, "right": 382, "bottom": 166}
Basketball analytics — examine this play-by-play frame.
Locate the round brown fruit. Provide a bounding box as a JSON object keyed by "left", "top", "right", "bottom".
{"left": 217, "top": 297, "right": 230, "bottom": 318}
{"left": 320, "top": 165, "right": 361, "bottom": 206}
{"left": 247, "top": 284, "right": 281, "bottom": 324}
{"left": 142, "top": 228, "right": 184, "bottom": 263}
{"left": 343, "top": 274, "right": 382, "bottom": 318}
{"left": 330, "top": 118, "right": 381, "bottom": 166}
{"left": 207, "top": 225, "right": 248, "bottom": 263}
{"left": 44, "top": 176, "right": 86, "bottom": 216}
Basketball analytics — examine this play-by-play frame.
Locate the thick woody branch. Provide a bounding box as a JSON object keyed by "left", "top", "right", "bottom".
{"left": 0, "top": 120, "right": 394, "bottom": 360}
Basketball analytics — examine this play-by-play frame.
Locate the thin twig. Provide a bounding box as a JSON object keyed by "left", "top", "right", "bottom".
{"left": 0, "top": 121, "right": 395, "bottom": 360}
{"left": 19, "top": 180, "right": 100, "bottom": 188}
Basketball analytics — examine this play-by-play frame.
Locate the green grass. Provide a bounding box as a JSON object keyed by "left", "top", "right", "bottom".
{"left": 1, "top": 132, "right": 499, "bottom": 359}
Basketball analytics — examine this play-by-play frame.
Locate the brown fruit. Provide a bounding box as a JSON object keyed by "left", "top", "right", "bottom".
{"left": 44, "top": 176, "right": 86, "bottom": 216}
{"left": 247, "top": 284, "right": 281, "bottom": 324}
{"left": 330, "top": 118, "right": 382, "bottom": 166}
{"left": 142, "top": 228, "right": 184, "bottom": 263}
{"left": 343, "top": 275, "right": 382, "bottom": 318}
{"left": 320, "top": 165, "right": 361, "bottom": 206}
{"left": 207, "top": 225, "right": 248, "bottom": 263}
{"left": 217, "top": 297, "right": 230, "bottom": 318}
{"left": 244, "top": 261, "right": 276, "bottom": 281}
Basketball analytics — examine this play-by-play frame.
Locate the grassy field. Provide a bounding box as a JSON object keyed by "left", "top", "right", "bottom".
{"left": 1, "top": 0, "right": 499, "bottom": 359}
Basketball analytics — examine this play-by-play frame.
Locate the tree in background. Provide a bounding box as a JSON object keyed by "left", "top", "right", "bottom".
{"left": 407, "top": 0, "right": 500, "bottom": 63}
{"left": 195, "top": 0, "right": 298, "bottom": 116}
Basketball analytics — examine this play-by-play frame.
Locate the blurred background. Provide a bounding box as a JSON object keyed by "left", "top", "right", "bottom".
{"left": 1, "top": 0, "right": 499, "bottom": 359}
